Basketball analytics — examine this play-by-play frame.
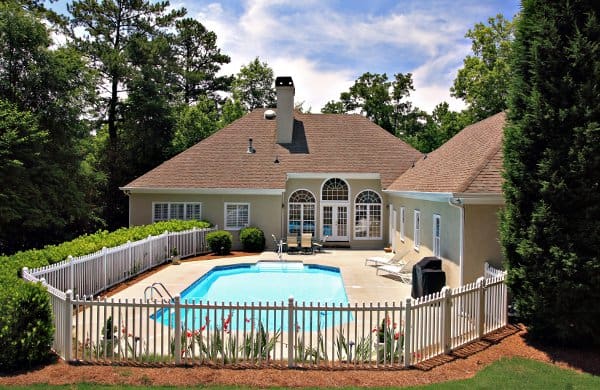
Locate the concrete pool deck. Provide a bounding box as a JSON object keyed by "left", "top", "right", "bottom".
{"left": 111, "top": 249, "right": 412, "bottom": 304}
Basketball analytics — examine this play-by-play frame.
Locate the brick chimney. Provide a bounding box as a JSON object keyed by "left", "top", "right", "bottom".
{"left": 275, "top": 76, "right": 294, "bottom": 144}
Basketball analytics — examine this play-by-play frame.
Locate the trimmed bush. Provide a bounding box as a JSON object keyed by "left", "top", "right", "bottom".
{"left": 239, "top": 227, "right": 265, "bottom": 252}
{"left": 0, "top": 281, "right": 54, "bottom": 372}
{"left": 206, "top": 230, "right": 233, "bottom": 255}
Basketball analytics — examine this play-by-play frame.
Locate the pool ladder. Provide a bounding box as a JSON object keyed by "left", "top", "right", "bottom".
{"left": 144, "top": 282, "right": 173, "bottom": 301}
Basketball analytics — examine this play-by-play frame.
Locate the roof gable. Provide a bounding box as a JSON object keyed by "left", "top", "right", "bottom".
{"left": 387, "top": 112, "right": 506, "bottom": 194}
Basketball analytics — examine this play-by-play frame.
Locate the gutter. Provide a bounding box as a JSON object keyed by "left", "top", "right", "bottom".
{"left": 448, "top": 197, "right": 464, "bottom": 286}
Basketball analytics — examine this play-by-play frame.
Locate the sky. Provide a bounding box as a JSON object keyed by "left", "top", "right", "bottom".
{"left": 49, "top": 0, "right": 521, "bottom": 113}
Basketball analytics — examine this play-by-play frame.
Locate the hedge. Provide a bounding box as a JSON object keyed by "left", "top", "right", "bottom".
{"left": 0, "top": 220, "right": 211, "bottom": 372}
{"left": 206, "top": 230, "right": 233, "bottom": 255}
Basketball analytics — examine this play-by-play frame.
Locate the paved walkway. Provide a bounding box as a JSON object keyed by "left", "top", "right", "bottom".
{"left": 112, "top": 249, "right": 412, "bottom": 304}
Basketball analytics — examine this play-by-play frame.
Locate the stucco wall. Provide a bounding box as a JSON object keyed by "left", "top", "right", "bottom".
{"left": 387, "top": 196, "right": 461, "bottom": 287}
{"left": 463, "top": 204, "right": 503, "bottom": 284}
{"left": 128, "top": 193, "right": 283, "bottom": 250}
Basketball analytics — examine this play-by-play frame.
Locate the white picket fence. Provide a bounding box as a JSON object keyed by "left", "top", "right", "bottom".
{"left": 23, "top": 238, "right": 508, "bottom": 368}
{"left": 25, "top": 227, "right": 215, "bottom": 297}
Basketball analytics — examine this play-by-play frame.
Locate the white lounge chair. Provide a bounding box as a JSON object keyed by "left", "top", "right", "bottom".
{"left": 365, "top": 249, "right": 409, "bottom": 267}
{"left": 376, "top": 257, "right": 420, "bottom": 284}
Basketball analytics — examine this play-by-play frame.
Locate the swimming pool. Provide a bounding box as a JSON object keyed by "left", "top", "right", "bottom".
{"left": 153, "top": 261, "right": 352, "bottom": 331}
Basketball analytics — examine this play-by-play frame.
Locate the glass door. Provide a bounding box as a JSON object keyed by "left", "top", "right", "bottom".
{"left": 321, "top": 204, "right": 349, "bottom": 241}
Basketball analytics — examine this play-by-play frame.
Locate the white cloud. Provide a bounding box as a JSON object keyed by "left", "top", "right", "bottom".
{"left": 186, "top": 1, "right": 512, "bottom": 113}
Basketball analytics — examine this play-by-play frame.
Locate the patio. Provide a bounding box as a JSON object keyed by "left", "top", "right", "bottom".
{"left": 109, "top": 249, "right": 413, "bottom": 304}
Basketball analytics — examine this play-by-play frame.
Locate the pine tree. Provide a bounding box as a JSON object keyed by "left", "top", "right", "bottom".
{"left": 500, "top": 0, "right": 600, "bottom": 346}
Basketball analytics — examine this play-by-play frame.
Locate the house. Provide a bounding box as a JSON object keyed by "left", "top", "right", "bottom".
{"left": 121, "top": 77, "right": 422, "bottom": 250}
{"left": 385, "top": 112, "right": 506, "bottom": 286}
{"left": 121, "top": 76, "right": 506, "bottom": 287}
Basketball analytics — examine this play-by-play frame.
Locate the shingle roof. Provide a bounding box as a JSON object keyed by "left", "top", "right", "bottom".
{"left": 123, "top": 109, "right": 422, "bottom": 190}
{"left": 387, "top": 112, "right": 506, "bottom": 194}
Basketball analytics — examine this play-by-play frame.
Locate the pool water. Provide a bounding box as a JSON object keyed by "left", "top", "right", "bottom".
{"left": 153, "top": 261, "right": 352, "bottom": 331}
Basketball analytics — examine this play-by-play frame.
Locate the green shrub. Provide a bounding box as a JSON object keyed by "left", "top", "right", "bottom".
{"left": 206, "top": 230, "right": 233, "bottom": 255}
{"left": 239, "top": 227, "right": 265, "bottom": 252}
{"left": 0, "top": 280, "right": 54, "bottom": 372}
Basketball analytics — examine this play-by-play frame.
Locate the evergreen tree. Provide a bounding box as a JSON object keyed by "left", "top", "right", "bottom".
{"left": 68, "top": 0, "right": 185, "bottom": 228}
{"left": 500, "top": 0, "right": 600, "bottom": 346}
{"left": 0, "top": 1, "right": 101, "bottom": 253}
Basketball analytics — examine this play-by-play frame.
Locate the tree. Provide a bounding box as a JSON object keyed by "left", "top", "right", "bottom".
{"left": 218, "top": 98, "right": 245, "bottom": 128}
{"left": 68, "top": 0, "right": 185, "bottom": 228}
{"left": 403, "top": 102, "right": 472, "bottom": 153}
{"left": 451, "top": 14, "right": 515, "bottom": 121}
{"left": 500, "top": 0, "right": 600, "bottom": 346}
{"left": 231, "top": 57, "right": 276, "bottom": 111}
{"left": 172, "top": 18, "right": 231, "bottom": 104}
{"left": 321, "top": 72, "right": 424, "bottom": 137}
{"left": 170, "top": 97, "right": 219, "bottom": 155}
{"left": 0, "top": 1, "right": 101, "bottom": 252}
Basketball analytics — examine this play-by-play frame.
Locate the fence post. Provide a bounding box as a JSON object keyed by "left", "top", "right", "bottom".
{"left": 174, "top": 294, "right": 182, "bottom": 365}
{"left": 476, "top": 277, "right": 486, "bottom": 339}
{"left": 64, "top": 290, "right": 73, "bottom": 361}
{"left": 403, "top": 297, "right": 412, "bottom": 367}
{"left": 68, "top": 255, "right": 74, "bottom": 292}
{"left": 192, "top": 227, "right": 197, "bottom": 255}
{"left": 502, "top": 273, "right": 508, "bottom": 327}
{"left": 102, "top": 247, "right": 107, "bottom": 290}
{"left": 287, "top": 296, "right": 295, "bottom": 368}
{"left": 127, "top": 240, "right": 132, "bottom": 274}
{"left": 441, "top": 286, "right": 452, "bottom": 354}
{"left": 164, "top": 230, "right": 169, "bottom": 261}
{"left": 148, "top": 235, "right": 153, "bottom": 266}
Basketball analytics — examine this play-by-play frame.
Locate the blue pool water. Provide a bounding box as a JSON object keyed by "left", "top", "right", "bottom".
{"left": 153, "top": 261, "right": 351, "bottom": 331}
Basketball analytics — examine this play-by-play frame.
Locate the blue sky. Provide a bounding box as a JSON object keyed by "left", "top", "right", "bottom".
{"left": 48, "top": 0, "right": 520, "bottom": 113}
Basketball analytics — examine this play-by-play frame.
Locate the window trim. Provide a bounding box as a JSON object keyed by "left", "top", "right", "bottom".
{"left": 353, "top": 190, "right": 383, "bottom": 240}
{"left": 400, "top": 206, "right": 406, "bottom": 242}
{"left": 433, "top": 213, "right": 441, "bottom": 258}
{"left": 413, "top": 209, "right": 421, "bottom": 251}
{"left": 224, "top": 202, "right": 250, "bottom": 230}
{"left": 152, "top": 202, "right": 202, "bottom": 222}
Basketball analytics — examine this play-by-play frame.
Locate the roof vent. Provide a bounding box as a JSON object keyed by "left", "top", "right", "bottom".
{"left": 247, "top": 138, "right": 255, "bottom": 154}
{"left": 264, "top": 109, "right": 276, "bottom": 120}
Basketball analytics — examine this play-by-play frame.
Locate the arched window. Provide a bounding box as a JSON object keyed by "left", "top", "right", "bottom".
{"left": 354, "top": 190, "right": 382, "bottom": 239}
{"left": 321, "top": 178, "right": 349, "bottom": 201}
{"left": 288, "top": 190, "right": 316, "bottom": 236}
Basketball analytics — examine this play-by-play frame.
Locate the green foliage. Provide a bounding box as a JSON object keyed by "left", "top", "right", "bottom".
{"left": 0, "top": 280, "right": 54, "bottom": 372}
{"left": 0, "top": 2, "right": 103, "bottom": 253}
{"left": 170, "top": 98, "right": 219, "bottom": 155}
{"left": 232, "top": 57, "right": 276, "bottom": 111}
{"left": 218, "top": 98, "right": 246, "bottom": 128}
{"left": 206, "top": 230, "right": 233, "bottom": 255}
{"left": 172, "top": 18, "right": 231, "bottom": 105}
{"left": 239, "top": 227, "right": 265, "bottom": 252}
{"left": 500, "top": 0, "right": 600, "bottom": 346}
{"left": 451, "top": 14, "right": 515, "bottom": 121}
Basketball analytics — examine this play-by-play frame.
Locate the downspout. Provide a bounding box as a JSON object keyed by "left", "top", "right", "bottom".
{"left": 448, "top": 197, "right": 464, "bottom": 286}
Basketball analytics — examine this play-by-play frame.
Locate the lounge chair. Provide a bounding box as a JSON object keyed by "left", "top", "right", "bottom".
{"left": 300, "top": 233, "right": 313, "bottom": 254}
{"left": 365, "top": 248, "right": 409, "bottom": 267}
{"left": 286, "top": 235, "right": 300, "bottom": 254}
{"left": 312, "top": 235, "right": 328, "bottom": 253}
{"left": 376, "top": 257, "right": 420, "bottom": 283}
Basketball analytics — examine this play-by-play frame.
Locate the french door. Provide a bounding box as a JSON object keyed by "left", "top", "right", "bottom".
{"left": 321, "top": 203, "right": 349, "bottom": 241}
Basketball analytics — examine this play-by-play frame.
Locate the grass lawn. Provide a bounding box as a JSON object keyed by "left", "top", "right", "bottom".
{"left": 1, "top": 357, "right": 598, "bottom": 389}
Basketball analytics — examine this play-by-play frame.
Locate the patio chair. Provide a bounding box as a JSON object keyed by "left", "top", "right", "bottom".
{"left": 300, "top": 233, "right": 313, "bottom": 254}
{"left": 365, "top": 248, "right": 409, "bottom": 267}
{"left": 376, "top": 256, "right": 421, "bottom": 284}
{"left": 312, "top": 235, "right": 328, "bottom": 253}
{"left": 286, "top": 235, "right": 300, "bottom": 254}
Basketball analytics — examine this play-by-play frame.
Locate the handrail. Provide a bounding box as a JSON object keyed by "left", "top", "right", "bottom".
{"left": 144, "top": 282, "right": 173, "bottom": 301}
